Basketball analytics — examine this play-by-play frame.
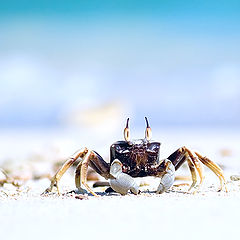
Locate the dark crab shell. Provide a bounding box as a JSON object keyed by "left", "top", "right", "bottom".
{"left": 110, "top": 139, "right": 162, "bottom": 177}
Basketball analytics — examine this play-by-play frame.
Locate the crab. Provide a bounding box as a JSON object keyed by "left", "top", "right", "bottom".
{"left": 43, "top": 117, "right": 227, "bottom": 196}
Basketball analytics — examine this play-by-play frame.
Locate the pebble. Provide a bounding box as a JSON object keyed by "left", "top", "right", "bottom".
{"left": 230, "top": 175, "right": 240, "bottom": 181}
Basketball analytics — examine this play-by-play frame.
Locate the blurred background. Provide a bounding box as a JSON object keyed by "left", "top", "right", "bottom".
{"left": 0, "top": 1, "right": 240, "bottom": 160}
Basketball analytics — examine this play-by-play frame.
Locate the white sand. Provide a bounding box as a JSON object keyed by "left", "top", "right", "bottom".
{"left": 0, "top": 128, "right": 240, "bottom": 240}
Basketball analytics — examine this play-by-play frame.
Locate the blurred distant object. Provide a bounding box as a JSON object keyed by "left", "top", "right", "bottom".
{"left": 0, "top": 168, "right": 21, "bottom": 188}
{"left": 65, "top": 101, "right": 129, "bottom": 134}
{"left": 219, "top": 148, "right": 233, "bottom": 157}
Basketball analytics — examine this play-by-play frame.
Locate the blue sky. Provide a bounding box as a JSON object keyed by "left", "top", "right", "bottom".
{"left": 0, "top": 1, "right": 240, "bottom": 127}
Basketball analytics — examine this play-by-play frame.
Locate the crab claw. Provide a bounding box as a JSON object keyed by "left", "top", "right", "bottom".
{"left": 156, "top": 159, "right": 175, "bottom": 194}
{"left": 109, "top": 159, "right": 139, "bottom": 195}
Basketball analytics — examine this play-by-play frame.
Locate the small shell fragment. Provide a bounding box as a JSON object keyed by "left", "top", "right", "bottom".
{"left": 230, "top": 175, "right": 240, "bottom": 181}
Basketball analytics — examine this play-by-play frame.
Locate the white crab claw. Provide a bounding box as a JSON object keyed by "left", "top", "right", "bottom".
{"left": 156, "top": 159, "right": 175, "bottom": 194}
{"left": 109, "top": 159, "right": 139, "bottom": 195}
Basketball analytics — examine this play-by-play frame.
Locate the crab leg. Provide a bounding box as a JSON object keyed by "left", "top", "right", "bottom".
{"left": 195, "top": 152, "right": 227, "bottom": 191}
{"left": 167, "top": 147, "right": 188, "bottom": 170}
{"left": 75, "top": 151, "right": 111, "bottom": 197}
{"left": 78, "top": 152, "right": 98, "bottom": 197}
{"left": 186, "top": 157, "right": 197, "bottom": 191}
{"left": 42, "top": 147, "right": 89, "bottom": 195}
{"left": 186, "top": 148, "right": 204, "bottom": 190}
{"left": 75, "top": 160, "right": 87, "bottom": 194}
{"left": 89, "top": 151, "right": 111, "bottom": 180}
{"left": 167, "top": 146, "right": 226, "bottom": 192}
{"left": 167, "top": 148, "right": 198, "bottom": 190}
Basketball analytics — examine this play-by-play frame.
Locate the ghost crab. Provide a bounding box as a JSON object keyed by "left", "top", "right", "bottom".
{"left": 43, "top": 118, "right": 227, "bottom": 196}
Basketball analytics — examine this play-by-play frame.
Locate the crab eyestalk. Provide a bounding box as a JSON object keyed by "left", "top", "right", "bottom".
{"left": 124, "top": 118, "right": 130, "bottom": 141}
{"left": 145, "top": 117, "right": 152, "bottom": 141}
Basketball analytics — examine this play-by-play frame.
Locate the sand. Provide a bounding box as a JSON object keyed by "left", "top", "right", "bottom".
{"left": 0, "top": 128, "right": 240, "bottom": 240}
